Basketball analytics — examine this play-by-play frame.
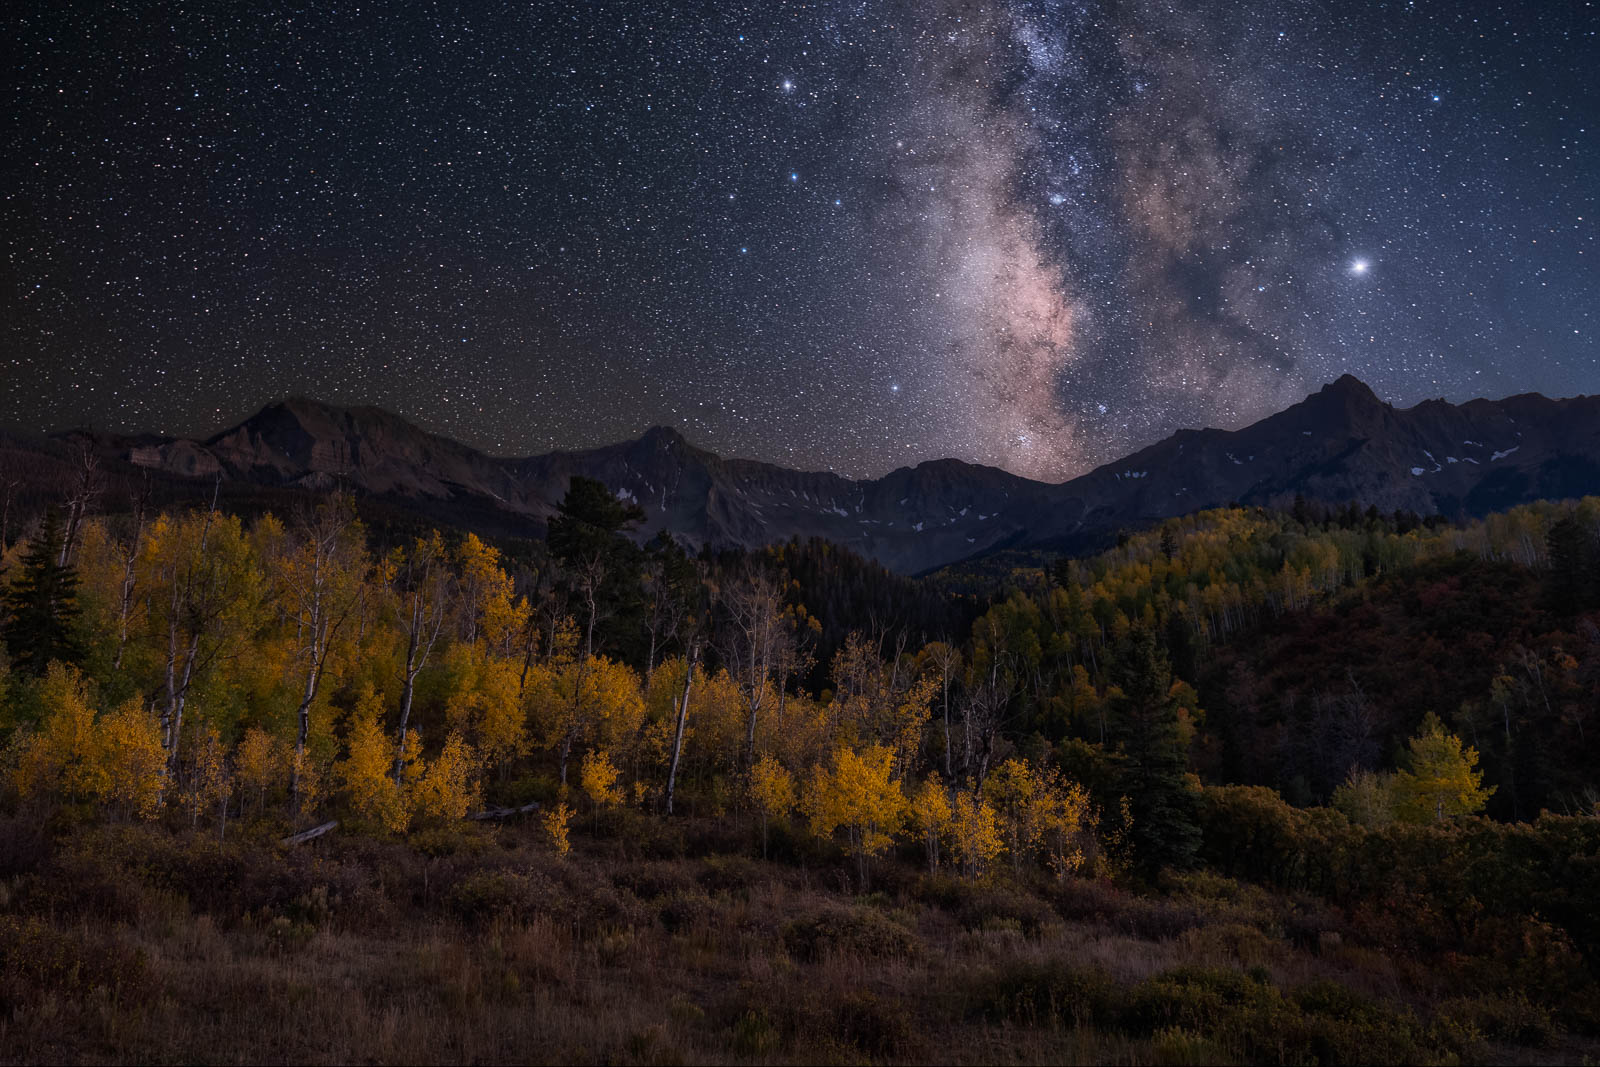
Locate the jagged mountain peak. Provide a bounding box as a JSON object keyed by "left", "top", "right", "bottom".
{"left": 639, "top": 424, "right": 689, "bottom": 446}
{"left": 225, "top": 395, "right": 440, "bottom": 440}
{"left": 30, "top": 376, "right": 1600, "bottom": 573}
{"left": 1319, "top": 374, "right": 1384, "bottom": 403}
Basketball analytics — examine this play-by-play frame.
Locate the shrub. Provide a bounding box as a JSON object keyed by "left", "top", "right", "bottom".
{"left": 446, "top": 867, "right": 560, "bottom": 925}
{"left": 970, "top": 960, "right": 1117, "bottom": 1029}
{"left": 409, "top": 824, "right": 493, "bottom": 858}
{"left": 0, "top": 811, "right": 50, "bottom": 878}
{"left": 1148, "top": 1026, "right": 1228, "bottom": 1066}
{"left": 1125, "top": 966, "right": 1273, "bottom": 1036}
{"left": 915, "top": 873, "right": 1059, "bottom": 936}
{"left": 610, "top": 860, "right": 696, "bottom": 901}
{"left": 835, "top": 989, "right": 920, "bottom": 1059}
{"left": 781, "top": 904, "right": 922, "bottom": 962}
{"left": 657, "top": 889, "right": 715, "bottom": 934}
{"left": 696, "top": 854, "right": 764, "bottom": 897}
{"left": 0, "top": 916, "right": 146, "bottom": 1011}
{"left": 1126, "top": 967, "right": 1450, "bottom": 1065}
{"left": 1176, "top": 922, "right": 1280, "bottom": 967}
{"left": 1438, "top": 992, "right": 1556, "bottom": 1048}
{"left": 730, "top": 1009, "right": 780, "bottom": 1056}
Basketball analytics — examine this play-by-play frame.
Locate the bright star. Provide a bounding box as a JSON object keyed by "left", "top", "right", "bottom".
{"left": 789, "top": 172, "right": 798, "bottom": 182}
{"left": 1349, "top": 258, "right": 1370, "bottom": 275}
{"left": 781, "top": 80, "right": 794, "bottom": 92}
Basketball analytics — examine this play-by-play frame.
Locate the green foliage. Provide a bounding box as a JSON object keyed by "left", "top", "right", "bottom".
{"left": 1109, "top": 628, "right": 1200, "bottom": 875}
{"left": 546, "top": 475, "right": 645, "bottom": 655}
{"left": 2, "top": 509, "right": 84, "bottom": 674}
{"left": 1331, "top": 768, "right": 1395, "bottom": 827}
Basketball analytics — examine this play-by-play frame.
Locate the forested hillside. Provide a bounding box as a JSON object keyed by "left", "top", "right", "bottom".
{"left": 2, "top": 482, "right": 1598, "bottom": 1063}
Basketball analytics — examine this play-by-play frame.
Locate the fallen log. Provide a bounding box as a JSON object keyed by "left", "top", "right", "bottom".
{"left": 468, "top": 801, "right": 541, "bottom": 821}
{"left": 280, "top": 820, "right": 338, "bottom": 845}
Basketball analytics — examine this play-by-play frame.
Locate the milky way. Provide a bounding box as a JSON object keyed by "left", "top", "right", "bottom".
{"left": 4, "top": 0, "right": 1595, "bottom": 480}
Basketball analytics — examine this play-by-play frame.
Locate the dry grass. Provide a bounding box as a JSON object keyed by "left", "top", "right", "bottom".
{"left": 0, "top": 818, "right": 1594, "bottom": 1065}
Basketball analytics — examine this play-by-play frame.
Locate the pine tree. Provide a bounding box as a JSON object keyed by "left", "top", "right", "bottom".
{"left": 547, "top": 476, "right": 645, "bottom": 658}
{"left": 1543, "top": 515, "right": 1594, "bottom": 615}
{"left": 1108, "top": 626, "right": 1199, "bottom": 875}
{"left": 2, "top": 509, "right": 85, "bottom": 674}
{"left": 1159, "top": 524, "right": 1179, "bottom": 561}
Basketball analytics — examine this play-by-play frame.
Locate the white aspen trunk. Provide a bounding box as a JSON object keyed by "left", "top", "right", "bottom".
{"left": 665, "top": 647, "right": 698, "bottom": 815}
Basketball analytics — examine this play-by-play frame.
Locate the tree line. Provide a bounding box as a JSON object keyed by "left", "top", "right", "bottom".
{"left": 6, "top": 478, "right": 1584, "bottom": 884}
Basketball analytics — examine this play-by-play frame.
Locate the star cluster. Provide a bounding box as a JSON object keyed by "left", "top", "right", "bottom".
{"left": 4, "top": 0, "right": 1596, "bottom": 480}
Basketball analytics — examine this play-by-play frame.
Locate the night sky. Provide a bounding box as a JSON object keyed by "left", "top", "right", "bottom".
{"left": 5, "top": 1, "right": 1596, "bottom": 481}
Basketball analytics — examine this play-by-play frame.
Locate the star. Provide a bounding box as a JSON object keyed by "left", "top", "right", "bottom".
{"left": 1, "top": 0, "right": 1589, "bottom": 482}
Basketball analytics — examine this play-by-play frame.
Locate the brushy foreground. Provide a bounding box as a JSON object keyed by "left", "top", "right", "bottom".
{"left": 1, "top": 812, "right": 1593, "bottom": 1066}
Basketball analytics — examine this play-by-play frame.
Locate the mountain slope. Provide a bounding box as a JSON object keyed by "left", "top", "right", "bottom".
{"left": 23, "top": 376, "right": 1600, "bottom": 573}
{"left": 1059, "top": 375, "right": 1600, "bottom": 538}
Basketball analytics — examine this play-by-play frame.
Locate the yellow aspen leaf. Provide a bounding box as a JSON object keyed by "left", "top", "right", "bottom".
{"left": 98, "top": 698, "right": 165, "bottom": 819}
{"left": 948, "top": 789, "right": 1003, "bottom": 879}
{"left": 235, "top": 726, "right": 285, "bottom": 814}
{"left": 907, "top": 774, "right": 952, "bottom": 873}
{"left": 337, "top": 686, "right": 410, "bottom": 833}
{"left": 803, "top": 744, "right": 905, "bottom": 886}
{"left": 579, "top": 748, "right": 623, "bottom": 809}
{"left": 14, "top": 663, "right": 104, "bottom": 802}
{"left": 543, "top": 800, "right": 574, "bottom": 856}
{"left": 184, "top": 725, "right": 231, "bottom": 827}
{"left": 413, "top": 731, "right": 480, "bottom": 822}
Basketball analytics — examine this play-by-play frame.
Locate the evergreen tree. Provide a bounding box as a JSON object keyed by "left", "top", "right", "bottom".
{"left": 1543, "top": 515, "right": 1594, "bottom": 615}
{"left": 1159, "top": 524, "right": 1179, "bottom": 561}
{"left": 1107, "top": 626, "right": 1199, "bottom": 874}
{"left": 2, "top": 509, "right": 85, "bottom": 675}
{"left": 547, "top": 476, "right": 645, "bottom": 657}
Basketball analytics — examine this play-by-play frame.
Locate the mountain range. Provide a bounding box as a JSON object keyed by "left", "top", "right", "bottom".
{"left": 7, "top": 375, "right": 1600, "bottom": 574}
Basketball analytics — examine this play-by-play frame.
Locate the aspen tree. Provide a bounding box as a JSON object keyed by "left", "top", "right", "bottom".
{"left": 390, "top": 531, "right": 452, "bottom": 783}
{"left": 275, "top": 494, "right": 367, "bottom": 807}
{"left": 413, "top": 732, "right": 479, "bottom": 821}
{"left": 908, "top": 774, "right": 952, "bottom": 873}
{"left": 1392, "top": 712, "right": 1494, "bottom": 822}
{"left": 804, "top": 744, "right": 905, "bottom": 890}
{"left": 98, "top": 697, "right": 165, "bottom": 819}
{"left": 748, "top": 754, "right": 795, "bottom": 857}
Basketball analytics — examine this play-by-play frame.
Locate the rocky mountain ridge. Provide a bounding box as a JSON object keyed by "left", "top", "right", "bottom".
{"left": 15, "top": 376, "right": 1600, "bottom": 573}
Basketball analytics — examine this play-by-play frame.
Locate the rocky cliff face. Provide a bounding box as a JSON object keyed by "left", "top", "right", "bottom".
{"left": 45, "top": 376, "right": 1600, "bottom": 573}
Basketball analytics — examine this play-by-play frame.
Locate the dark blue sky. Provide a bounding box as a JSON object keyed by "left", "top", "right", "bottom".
{"left": 5, "top": 0, "right": 1595, "bottom": 479}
